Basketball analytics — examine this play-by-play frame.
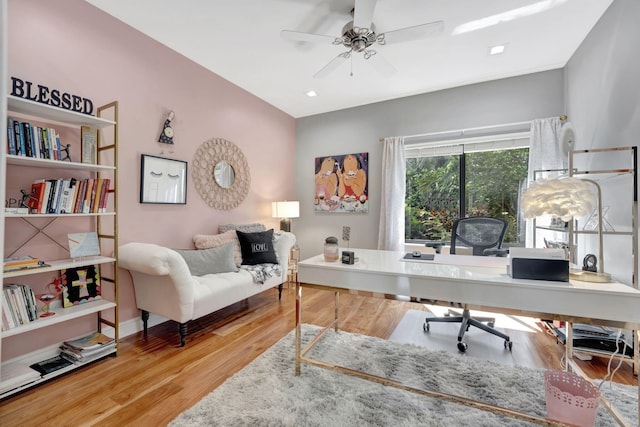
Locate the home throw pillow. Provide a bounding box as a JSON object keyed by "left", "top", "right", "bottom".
{"left": 174, "top": 242, "right": 238, "bottom": 276}
{"left": 193, "top": 230, "right": 242, "bottom": 267}
{"left": 236, "top": 229, "right": 279, "bottom": 265}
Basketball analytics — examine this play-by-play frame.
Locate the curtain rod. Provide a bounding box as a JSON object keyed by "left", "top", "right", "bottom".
{"left": 378, "top": 115, "right": 567, "bottom": 143}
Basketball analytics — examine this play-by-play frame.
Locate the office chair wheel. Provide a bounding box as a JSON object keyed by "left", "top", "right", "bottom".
{"left": 423, "top": 322, "right": 430, "bottom": 332}
{"left": 457, "top": 342, "right": 468, "bottom": 352}
{"left": 504, "top": 340, "right": 513, "bottom": 351}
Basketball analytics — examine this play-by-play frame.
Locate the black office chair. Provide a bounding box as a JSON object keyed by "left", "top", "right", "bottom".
{"left": 423, "top": 216, "right": 513, "bottom": 352}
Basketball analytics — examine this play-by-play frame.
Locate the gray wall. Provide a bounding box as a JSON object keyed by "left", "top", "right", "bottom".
{"left": 565, "top": 0, "right": 639, "bottom": 285}
{"left": 295, "top": 70, "right": 564, "bottom": 259}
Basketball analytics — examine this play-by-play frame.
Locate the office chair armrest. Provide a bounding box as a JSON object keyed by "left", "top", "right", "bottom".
{"left": 484, "top": 248, "right": 509, "bottom": 257}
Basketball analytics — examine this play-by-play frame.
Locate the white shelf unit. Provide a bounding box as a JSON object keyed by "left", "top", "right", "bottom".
{"left": 569, "top": 146, "right": 637, "bottom": 373}
{"left": 1, "top": 96, "right": 119, "bottom": 398}
{"left": 568, "top": 146, "right": 638, "bottom": 288}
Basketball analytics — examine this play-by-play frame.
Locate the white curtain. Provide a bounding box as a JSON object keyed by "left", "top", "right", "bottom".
{"left": 377, "top": 137, "right": 406, "bottom": 251}
{"left": 526, "top": 117, "right": 564, "bottom": 247}
{"left": 527, "top": 117, "right": 565, "bottom": 183}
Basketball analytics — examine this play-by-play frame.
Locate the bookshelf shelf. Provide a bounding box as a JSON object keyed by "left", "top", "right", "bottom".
{"left": 0, "top": 346, "right": 116, "bottom": 399}
{"left": 4, "top": 212, "right": 116, "bottom": 219}
{"left": 7, "top": 95, "right": 115, "bottom": 129}
{"left": 1, "top": 95, "right": 119, "bottom": 398}
{"left": 3, "top": 256, "right": 115, "bottom": 279}
{"left": 1, "top": 299, "right": 116, "bottom": 337}
{"left": 6, "top": 154, "right": 115, "bottom": 171}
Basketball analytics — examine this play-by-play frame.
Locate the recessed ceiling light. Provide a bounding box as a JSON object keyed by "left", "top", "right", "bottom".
{"left": 306, "top": 90, "right": 317, "bottom": 97}
{"left": 490, "top": 44, "right": 506, "bottom": 55}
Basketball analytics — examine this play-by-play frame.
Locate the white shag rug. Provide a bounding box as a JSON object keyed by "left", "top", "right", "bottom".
{"left": 170, "top": 325, "right": 637, "bottom": 427}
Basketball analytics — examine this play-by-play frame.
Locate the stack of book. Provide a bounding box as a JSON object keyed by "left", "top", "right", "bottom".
{"left": 2, "top": 284, "right": 39, "bottom": 330}
{"left": 3, "top": 256, "right": 45, "bottom": 272}
{"left": 6, "top": 117, "right": 64, "bottom": 160}
{"left": 60, "top": 332, "right": 116, "bottom": 364}
{"left": 26, "top": 177, "right": 111, "bottom": 215}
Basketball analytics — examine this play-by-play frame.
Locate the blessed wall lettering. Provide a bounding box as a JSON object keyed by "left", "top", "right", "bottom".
{"left": 11, "top": 77, "right": 94, "bottom": 115}
{"left": 251, "top": 242, "right": 268, "bottom": 253}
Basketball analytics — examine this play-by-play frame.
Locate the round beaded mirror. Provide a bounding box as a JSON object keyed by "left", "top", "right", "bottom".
{"left": 192, "top": 138, "right": 250, "bottom": 210}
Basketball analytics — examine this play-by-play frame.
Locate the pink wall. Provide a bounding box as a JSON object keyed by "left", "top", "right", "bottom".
{"left": 4, "top": 0, "right": 295, "bottom": 357}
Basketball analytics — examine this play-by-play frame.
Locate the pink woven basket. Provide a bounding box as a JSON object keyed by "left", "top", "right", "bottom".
{"left": 544, "top": 370, "right": 601, "bottom": 427}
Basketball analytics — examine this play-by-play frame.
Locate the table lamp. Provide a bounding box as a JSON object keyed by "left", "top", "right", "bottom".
{"left": 521, "top": 177, "right": 610, "bottom": 282}
{"left": 272, "top": 201, "right": 300, "bottom": 232}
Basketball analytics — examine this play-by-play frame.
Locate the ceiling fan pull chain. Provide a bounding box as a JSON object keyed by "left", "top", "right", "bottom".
{"left": 350, "top": 54, "right": 354, "bottom": 77}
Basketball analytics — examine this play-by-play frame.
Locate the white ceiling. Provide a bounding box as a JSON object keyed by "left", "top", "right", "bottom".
{"left": 86, "top": 0, "right": 612, "bottom": 118}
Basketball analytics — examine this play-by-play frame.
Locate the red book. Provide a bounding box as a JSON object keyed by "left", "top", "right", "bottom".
{"left": 98, "top": 178, "right": 111, "bottom": 213}
{"left": 74, "top": 179, "right": 87, "bottom": 214}
{"left": 27, "top": 182, "right": 46, "bottom": 214}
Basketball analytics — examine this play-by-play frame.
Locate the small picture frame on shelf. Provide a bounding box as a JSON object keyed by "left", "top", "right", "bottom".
{"left": 81, "top": 126, "right": 98, "bottom": 164}
{"left": 68, "top": 232, "right": 100, "bottom": 258}
{"left": 61, "top": 265, "right": 102, "bottom": 307}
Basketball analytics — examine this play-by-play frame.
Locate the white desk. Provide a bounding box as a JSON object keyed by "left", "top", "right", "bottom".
{"left": 296, "top": 248, "right": 640, "bottom": 426}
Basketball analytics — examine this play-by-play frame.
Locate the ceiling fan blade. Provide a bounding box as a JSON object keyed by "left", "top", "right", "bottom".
{"left": 378, "top": 20, "right": 444, "bottom": 44}
{"left": 314, "top": 52, "right": 350, "bottom": 79}
{"left": 281, "top": 30, "right": 340, "bottom": 44}
{"left": 366, "top": 50, "right": 396, "bottom": 78}
{"left": 353, "top": 0, "right": 377, "bottom": 29}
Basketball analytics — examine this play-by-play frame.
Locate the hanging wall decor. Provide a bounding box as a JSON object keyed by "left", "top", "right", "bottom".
{"left": 140, "top": 154, "right": 188, "bottom": 204}
{"left": 314, "top": 152, "right": 368, "bottom": 213}
{"left": 192, "top": 137, "right": 250, "bottom": 210}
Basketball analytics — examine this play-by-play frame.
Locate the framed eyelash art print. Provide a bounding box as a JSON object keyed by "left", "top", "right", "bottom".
{"left": 140, "top": 154, "right": 188, "bottom": 204}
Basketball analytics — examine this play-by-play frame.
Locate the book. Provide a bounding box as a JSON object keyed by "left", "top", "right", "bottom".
{"left": 73, "top": 179, "right": 86, "bottom": 214}
{"left": 60, "top": 343, "right": 116, "bottom": 365}
{"left": 63, "top": 332, "right": 115, "bottom": 352}
{"left": 40, "top": 127, "right": 50, "bottom": 159}
{"left": 46, "top": 179, "right": 59, "bottom": 214}
{"left": 91, "top": 178, "right": 103, "bottom": 213}
{"left": 98, "top": 178, "right": 111, "bottom": 212}
{"left": 1, "top": 291, "right": 16, "bottom": 330}
{"left": 22, "top": 122, "right": 34, "bottom": 157}
{"left": 61, "top": 178, "right": 77, "bottom": 214}
{"left": 7, "top": 118, "right": 17, "bottom": 155}
{"left": 47, "top": 128, "right": 57, "bottom": 160}
{"left": 14, "top": 120, "right": 25, "bottom": 156}
{"left": 4, "top": 285, "right": 28, "bottom": 325}
{"left": 2, "top": 263, "right": 49, "bottom": 273}
{"left": 3, "top": 255, "right": 40, "bottom": 269}
{"left": 83, "top": 178, "right": 94, "bottom": 213}
{"left": 30, "top": 355, "right": 73, "bottom": 375}
{"left": 28, "top": 181, "right": 47, "bottom": 214}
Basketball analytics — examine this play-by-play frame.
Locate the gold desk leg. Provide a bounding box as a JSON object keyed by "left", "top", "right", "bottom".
{"left": 295, "top": 280, "right": 301, "bottom": 376}
{"left": 566, "top": 322, "right": 573, "bottom": 370}
{"left": 334, "top": 291, "right": 339, "bottom": 332}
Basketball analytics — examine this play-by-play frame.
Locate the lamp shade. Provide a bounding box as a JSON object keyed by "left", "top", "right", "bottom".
{"left": 521, "top": 177, "right": 596, "bottom": 221}
{"left": 272, "top": 201, "right": 300, "bottom": 219}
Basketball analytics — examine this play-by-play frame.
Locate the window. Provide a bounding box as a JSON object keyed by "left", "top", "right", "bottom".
{"left": 405, "top": 135, "right": 529, "bottom": 245}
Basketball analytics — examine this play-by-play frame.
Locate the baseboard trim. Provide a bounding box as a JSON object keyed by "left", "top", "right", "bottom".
{"left": 103, "top": 313, "right": 169, "bottom": 339}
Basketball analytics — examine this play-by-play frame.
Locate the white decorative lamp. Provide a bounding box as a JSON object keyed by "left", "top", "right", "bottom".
{"left": 521, "top": 177, "right": 609, "bottom": 281}
{"left": 272, "top": 201, "right": 300, "bottom": 232}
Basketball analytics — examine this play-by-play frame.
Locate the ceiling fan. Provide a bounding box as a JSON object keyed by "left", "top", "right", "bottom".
{"left": 281, "top": 0, "right": 444, "bottom": 78}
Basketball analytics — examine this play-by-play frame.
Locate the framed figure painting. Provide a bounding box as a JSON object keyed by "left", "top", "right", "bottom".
{"left": 140, "top": 154, "right": 188, "bottom": 204}
{"left": 314, "top": 152, "right": 368, "bottom": 213}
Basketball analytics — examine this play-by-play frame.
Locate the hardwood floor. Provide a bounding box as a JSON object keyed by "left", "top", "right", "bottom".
{"left": 0, "top": 284, "right": 635, "bottom": 426}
